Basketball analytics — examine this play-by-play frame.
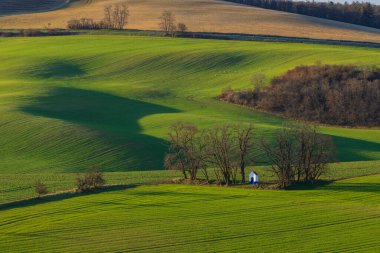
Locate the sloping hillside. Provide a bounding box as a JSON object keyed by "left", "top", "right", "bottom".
{"left": 1, "top": 174, "right": 379, "bottom": 252}
{"left": 0, "top": 35, "right": 380, "bottom": 173}
{"left": 0, "top": 0, "right": 69, "bottom": 15}
{"left": 0, "top": 0, "right": 380, "bottom": 42}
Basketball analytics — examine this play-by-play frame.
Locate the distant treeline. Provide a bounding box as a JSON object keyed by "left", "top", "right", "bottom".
{"left": 220, "top": 65, "right": 380, "bottom": 126}
{"left": 225, "top": 0, "right": 380, "bottom": 29}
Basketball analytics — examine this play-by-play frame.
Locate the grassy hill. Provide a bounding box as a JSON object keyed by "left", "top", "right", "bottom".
{"left": 1, "top": 161, "right": 380, "bottom": 205}
{"left": 0, "top": 35, "right": 380, "bottom": 174}
{"left": 1, "top": 174, "right": 379, "bottom": 252}
{"left": 1, "top": 0, "right": 380, "bottom": 42}
{"left": 0, "top": 0, "right": 69, "bottom": 15}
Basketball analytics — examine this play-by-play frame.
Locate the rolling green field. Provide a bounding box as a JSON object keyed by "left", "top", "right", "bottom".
{"left": 1, "top": 161, "right": 380, "bottom": 205}
{"left": 1, "top": 174, "right": 379, "bottom": 252}
{"left": 0, "top": 35, "right": 380, "bottom": 175}
{"left": 1, "top": 35, "right": 380, "bottom": 252}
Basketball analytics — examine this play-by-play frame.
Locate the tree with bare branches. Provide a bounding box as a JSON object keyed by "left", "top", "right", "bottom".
{"left": 165, "top": 122, "right": 207, "bottom": 181}
{"left": 177, "top": 22, "right": 188, "bottom": 34}
{"left": 235, "top": 124, "right": 255, "bottom": 184}
{"left": 261, "top": 126, "right": 297, "bottom": 188}
{"left": 204, "top": 125, "right": 239, "bottom": 186}
{"left": 260, "top": 123, "right": 335, "bottom": 188}
{"left": 103, "top": 2, "right": 129, "bottom": 29}
{"left": 159, "top": 11, "right": 176, "bottom": 36}
{"left": 294, "top": 123, "right": 335, "bottom": 184}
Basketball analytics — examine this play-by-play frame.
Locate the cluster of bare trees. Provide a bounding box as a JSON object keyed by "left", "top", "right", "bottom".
{"left": 165, "top": 122, "right": 334, "bottom": 188}
{"left": 103, "top": 2, "right": 129, "bottom": 30}
{"left": 159, "top": 11, "right": 188, "bottom": 36}
{"left": 66, "top": 4, "right": 189, "bottom": 36}
{"left": 220, "top": 65, "right": 380, "bottom": 126}
{"left": 67, "top": 2, "right": 129, "bottom": 30}
{"left": 165, "top": 123, "right": 254, "bottom": 186}
{"left": 261, "top": 124, "right": 334, "bottom": 188}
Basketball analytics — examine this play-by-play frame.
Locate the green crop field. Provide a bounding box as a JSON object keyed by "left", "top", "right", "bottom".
{"left": 1, "top": 161, "right": 380, "bottom": 205}
{"left": 1, "top": 35, "right": 380, "bottom": 252}
{"left": 0, "top": 35, "right": 380, "bottom": 175}
{"left": 1, "top": 174, "right": 379, "bottom": 252}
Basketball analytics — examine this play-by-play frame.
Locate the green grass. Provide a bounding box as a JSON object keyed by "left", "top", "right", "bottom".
{"left": 0, "top": 170, "right": 179, "bottom": 204}
{"left": 0, "top": 35, "right": 380, "bottom": 174}
{"left": 1, "top": 161, "right": 379, "bottom": 205}
{"left": 1, "top": 35, "right": 379, "bottom": 252}
{"left": 1, "top": 174, "right": 379, "bottom": 252}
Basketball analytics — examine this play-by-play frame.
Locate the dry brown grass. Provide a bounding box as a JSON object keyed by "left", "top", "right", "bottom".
{"left": 1, "top": 0, "right": 380, "bottom": 42}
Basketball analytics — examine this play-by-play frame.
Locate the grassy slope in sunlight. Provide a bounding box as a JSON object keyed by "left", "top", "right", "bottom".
{"left": 1, "top": 174, "right": 379, "bottom": 252}
{"left": 1, "top": 161, "right": 380, "bottom": 205}
{"left": 0, "top": 35, "right": 380, "bottom": 174}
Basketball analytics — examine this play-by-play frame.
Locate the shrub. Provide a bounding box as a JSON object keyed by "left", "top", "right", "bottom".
{"left": 76, "top": 165, "right": 106, "bottom": 191}
{"left": 159, "top": 11, "right": 177, "bottom": 36}
{"left": 67, "top": 18, "right": 109, "bottom": 30}
{"left": 34, "top": 180, "right": 48, "bottom": 197}
{"left": 177, "top": 22, "right": 188, "bottom": 33}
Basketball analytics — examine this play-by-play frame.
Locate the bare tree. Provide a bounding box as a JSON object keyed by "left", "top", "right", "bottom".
{"left": 261, "top": 123, "right": 335, "bottom": 188}
{"left": 260, "top": 126, "right": 297, "bottom": 188}
{"left": 114, "top": 2, "right": 129, "bottom": 29}
{"left": 103, "top": 5, "right": 113, "bottom": 28}
{"left": 103, "top": 2, "right": 129, "bottom": 29}
{"left": 204, "top": 125, "right": 239, "bottom": 186}
{"left": 177, "top": 22, "right": 188, "bottom": 33}
{"left": 294, "top": 124, "right": 335, "bottom": 184}
{"left": 159, "top": 11, "right": 176, "bottom": 36}
{"left": 165, "top": 122, "right": 206, "bottom": 181}
{"left": 235, "top": 124, "right": 255, "bottom": 184}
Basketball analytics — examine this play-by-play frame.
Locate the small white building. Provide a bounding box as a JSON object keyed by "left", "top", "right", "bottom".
{"left": 249, "top": 171, "right": 259, "bottom": 184}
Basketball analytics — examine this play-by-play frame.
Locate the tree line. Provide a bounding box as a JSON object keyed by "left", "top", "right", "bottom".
{"left": 165, "top": 122, "right": 335, "bottom": 188}
{"left": 220, "top": 65, "right": 380, "bottom": 126}
{"left": 67, "top": 2, "right": 129, "bottom": 30}
{"left": 67, "top": 2, "right": 188, "bottom": 36}
{"left": 225, "top": 0, "right": 380, "bottom": 29}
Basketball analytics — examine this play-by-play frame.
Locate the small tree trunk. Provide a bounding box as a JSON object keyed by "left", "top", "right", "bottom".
{"left": 240, "top": 160, "right": 246, "bottom": 184}
{"left": 182, "top": 169, "right": 187, "bottom": 179}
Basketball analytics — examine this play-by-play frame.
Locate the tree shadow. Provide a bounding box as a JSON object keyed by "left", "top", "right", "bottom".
{"left": 331, "top": 135, "right": 380, "bottom": 162}
{"left": 289, "top": 180, "right": 380, "bottom": 193}
{"left": 0, "top": 184, "right": 139, "bottom": 211}
{"left": 21, "top": 87, "right": 180, "bottom": 171}
{"left": 33, "top": 60, "right": 86, "bottom": 79}
{"left": 21, "top": 59, "right": 89, "bottom": 80}
{"left": 322, "top": 182, "right": 380, "bottom": 193}
{"left": 254, "top": 132, "right": 380, "bottom": 164}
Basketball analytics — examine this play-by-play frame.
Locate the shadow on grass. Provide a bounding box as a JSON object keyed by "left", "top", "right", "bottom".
{"left": 288, "top": 180, "right": 380, "bottom": 193}
{"left": 332, "top": 135, "right": 380, "bottom": 162}
{"left": 21, "top": 87, "right": 180, "bottom": 171}
{"left": 254, "top": 134, "right": 380, "bottom": 165}
{"left": 35, "top": 60, "right": 86, "bottom": 79}
{"left": 0, "top": 184, "right": 139, "bottom": 211}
